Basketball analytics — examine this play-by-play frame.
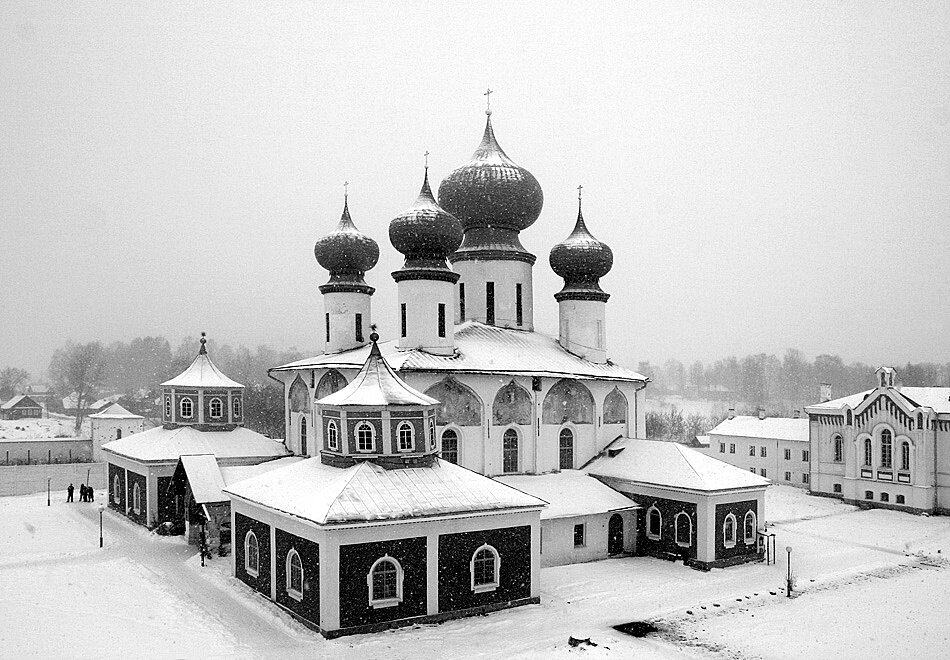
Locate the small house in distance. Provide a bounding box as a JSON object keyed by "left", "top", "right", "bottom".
{"left": 89, "top": 403, "right": 145, "bottom": 460}
{"left": 0, "top": 395, "right": 43, "bottom": 420}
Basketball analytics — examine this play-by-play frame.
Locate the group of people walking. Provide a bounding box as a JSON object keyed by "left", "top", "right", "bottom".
{"left": 66, "top": 483, "right": 95, "bottom": 503}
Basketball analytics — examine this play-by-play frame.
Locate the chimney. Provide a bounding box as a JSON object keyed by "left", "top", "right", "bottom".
{"left": 758, "top": 407, "right": 766, "bottom": 420}
{"left": 820, "top": 382, "right": 832, "bottom": 403}
{"left": 727, "top": 408, "right": 736, "bottom": 420}
{"left": 792, "top": 409, "right": 801, "bottom": 418}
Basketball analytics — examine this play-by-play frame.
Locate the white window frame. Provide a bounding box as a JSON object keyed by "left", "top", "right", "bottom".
{"left": 743, "top": 511, "right": 756, "bottom": 544}
{"left": 232, "top": 397, "right": 241, "bottom": 418}
{"left": 397, "top": 421, "right": 414, "bottom": 452}
{"left": 286, "top": 549, "right": 303, "bottom": 601}
{"left": 502, "top": 428, "right": 519, "bottom": 474}
{"left": 441, "top": 427, "right": 459, "bottom": 464}
{"left": 180, "top": 397, "right": 193, "bottom": 419}
{"left": 723, "top": 513, "right": 737, "bottom": 548}
{"left": 164, "top": 396, "right": 172, "bottom": 418}
{"left": 327, "top": 419, "right": 339, "bottom": 451}
{"left": 833, "top": 435, "right": 843, "bottom": 462}
{"left": 900, "top": 441, "right": 910, "bottom": 471}
{"left": 245, "top": 531, "right": 259, "bottom": 577}
{"left": 749, "top": 445, "right": 755, "bottom": 457}
{"left": 470, "top": 544, "right": 501, "bottom": 593}
{"left": 355, "top": 421, "right": 376, "bottom": 453}
{"left": 646, "top": 505, "right": 662, "bottom": 540}
{"left": 784, "top": 471, "right": 791, "bottom": 481}
{"left": 674, "top": 512, "right": 692, "bottom": 548}
{"left": 784, "top": 448, "right": 791, "bottom": 461}
{"left": 113, "top": 474, "right": 121, "bottom": 504}
{"left": 366, "top": 555, "right": 403, "bottom": 608}
{"left": 428, "top": 418, "right": 436, "bottom": 451}
{"left": 132, "top": 482, "right": 141, "bottom": 515}
{"left": 209, "top": 397, "right": 223, "bottom": 419}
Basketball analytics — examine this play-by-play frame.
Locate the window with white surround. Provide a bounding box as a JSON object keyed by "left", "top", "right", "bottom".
{"left": 723, "top": 513, "right": 737, "bottom": 548}
{"left": 367, "top": 556, "right": 403, "bottom": 607}
{"left": 784, "top": 448, "right": 791, "bottom": 461}
{"left": 286, "top": 549, "right": 303, "bottom": 601}
{"left": 327, "top": 420, "right": 339, "bottom": 451}
{"left": 113, "top": 475, "right": 121, "bottom": 504}
{"left": 503, "top": 429, "right": 519, "bottom": 473}
{"left": 356, "top": 422, "right": 375, "bottom": 452}
{"left": 760, "top": 468, "right": 767, "bottom": 477}
{"left": 749, "top": 445, "right": 755, "bottom": 457}
{"left": 833, "top": 435, "right": 843, "bottom": 462}
{"left": 245, "top": 531, "right": 259, "bottom": 577}
{"left": 901, "top": 441, "right": 910, "bottom": 471}
{"left": 441, "top": 429, "right": 459, "bottom": 464}
{"left": 880, "top": 430, "right": 892, "bottom": 468}
{"left": 784, "top": 471, "right": 791, "bottom": 481}
{"left": 397, "top": 421, "right": 414, "bottom": 452}
{"left": 743, "top": 511, "right": 756, "bottom": 543}
{"left": 209, "top": 397, "right": 223, "bottom": 419}
{"left": 675, "top": 512, "right": 692, "bottom": 547}
{"left": 760, "top": 446, "right": 767, "bottom": 458}
{"left": 164, "top": 397, "right": 171, "bottom": 418}
{"left": 232, "top": 398, "right": 241, "bottom": 418}
{"left": 864, "top": 438, "right": 872, "bottom": 466}
{"left": 573, "top": 523, "right": 585, "bottom": 547}
{"left": 180, "top": 397, "right": 193, "bottom": 419}
{"left": 132, "top": 482, "right": 141, "bottom": 515}
{"left": 647, "top": 506, "right": 662, "bottom": 540}
{"left": 470, "top": 545, "right": 500, "bottom": 593}
{"left": 428, "top": 419, "right": 436, "bottom": 450}
{"left": 720, "top": 443, "right": 725, "bottom": 453}
{"left": 729, "top": 444, "right": 736, "bottom": 454}
{"left": 896, "top": 494, "right": 905, "bottom": 504}
{"left": 802, "top": 450, "right": 809, "bottom": 462}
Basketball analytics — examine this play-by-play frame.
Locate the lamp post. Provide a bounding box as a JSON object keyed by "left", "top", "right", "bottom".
{"left": 98, "top": 503, "right": 105, "bottom": 548}
{"left": 47, "top": 477, "right": 51, "bottom": 507}
{"left": 785, "top": 546, "right": 793, "bottom": 597}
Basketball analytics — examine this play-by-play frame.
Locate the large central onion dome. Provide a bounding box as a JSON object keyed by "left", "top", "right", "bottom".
{"left": 549, "top": 193, "right": 613, "bottom": 302}
{"left": 314, "top": 196, "right": 379, "bottom": 293}
{"left": 390, "top": 168, "right": 463, "bottom": 271}
{"left": 438, "top": 112, "right": 543, "bottom": 262}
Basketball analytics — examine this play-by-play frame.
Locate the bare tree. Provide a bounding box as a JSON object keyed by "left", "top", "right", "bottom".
{"left": 0, "top": 367, "right": 30, "bottom": 399}
{"left": 49, "top": 342, "right": 107, "bottom": 433}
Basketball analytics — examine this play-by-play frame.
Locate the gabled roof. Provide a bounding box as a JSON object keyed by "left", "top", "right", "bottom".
{"left": 101, "top": 425, "right": 287, "bottom": 463}
{"left": 161, "top": 344, "right": 243, "bottom": 389}
{"left": 88, "top": 403, "right": 143, "bottom": 420}
{"left": 1, "top": 395, "right": 40, "bottom": 410}
{"left": 272, "top": 321, "right": 647, "bottom": 383}
{"left": 707, "top": 416, "right": 809, "bottom": 443}
{"left": 175, "top": 455, "right": 304, "bottom": 505}
{"left": 225, "top": 457, "right": 546, "bottom": 525}
{"left": 495, "top": 470, "right": 638, "bottom": 520}
{"left": 317, "top": 340, "right": 437, "bottom": 407}
{"left": 587, "top": 438, "right": 770, "bottom": 492}
{"left": 807, "top": 387, "right": 950, "bottom": 415}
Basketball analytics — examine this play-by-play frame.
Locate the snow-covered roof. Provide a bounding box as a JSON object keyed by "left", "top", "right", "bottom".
{"left": 1, "top": 395, "right": 40, "bottom": 410}
{"left": 161, "top": 351, "right": 243, "bottom": 389}
{"left": 273, "top": 321, "right": 647, "bottom": 383}
{"left": 495, "top": 470, "right": 638, "bottom": 519}
{"left": 176, "top": 455, "right": 304, "bottom": 505}
{"left": 219, "top": 457, "right": 305, "bottom": 486}
{"left": 707, "top": 416, "right": 809, "bottom": 443}
{"left": 317, "top": 341, "right": 438, "bottom": 407}
{"left": 225, "top": 457, "right": 546, "bottom": 525}
{"left": 694, "top": 435, "right": 710, "bottom": 447}
{"left": 101, "top": 425, "right": 288, "bottom": 463}
{"left": 587, "top": 438, "right": 770, "bottom": 493}
{"left": 88, "top": 403, "right": 143, "bottom": 420}
{"left": 807, "top": 387, "right": 950, "bottom": 415}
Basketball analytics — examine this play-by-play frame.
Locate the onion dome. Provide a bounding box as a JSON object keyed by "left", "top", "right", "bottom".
{"left": 314, "top": 195, "right": 379, "bottom": 294}
{"left": 438, "top": 112, "right": 543, "bottom": 263}
{"left": 549, "top": 190, "right": 613, "bottom": 302}
{"left": 389, "top": 168, "right": 463, "bottom": 277}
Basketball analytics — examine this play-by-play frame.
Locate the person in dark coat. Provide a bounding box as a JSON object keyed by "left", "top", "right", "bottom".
{"left": 79, "top": 484, "right": 86, "bottom": 502}
{"left": 88, "top": 487, "right": 94, "bottom": 502}
{"left": 67, "top": 483, "right": 74, "bottom": 502}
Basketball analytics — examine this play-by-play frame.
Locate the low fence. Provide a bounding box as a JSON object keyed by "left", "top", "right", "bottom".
{"left": 0, "top": 462, "right": 107, "bottom": 497}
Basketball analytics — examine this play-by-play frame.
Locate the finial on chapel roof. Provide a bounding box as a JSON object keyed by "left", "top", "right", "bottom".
{"left": 369, "top": 323, "right": 379, "bottom": 343}
{"left": 199, "top": 332, "right": 207, "bottom": 355}
{"left": 484, "top": 87, "right": 493, "bottom": 116}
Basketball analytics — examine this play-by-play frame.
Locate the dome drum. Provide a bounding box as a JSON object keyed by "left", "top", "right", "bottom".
{"left": 449, "top": 227, "right": 537, "bottom": 265}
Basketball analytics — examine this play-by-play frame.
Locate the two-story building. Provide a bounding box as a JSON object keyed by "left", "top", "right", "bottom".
{"left": 703, "top": 410, "right": 811, "bottom": 487}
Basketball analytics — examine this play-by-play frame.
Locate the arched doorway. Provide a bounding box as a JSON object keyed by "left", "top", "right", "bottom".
{"left": 608, "top": 513, "right": 624, "bottom": 555}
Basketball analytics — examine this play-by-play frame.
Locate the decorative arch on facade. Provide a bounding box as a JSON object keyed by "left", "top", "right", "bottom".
{"left": 425, "top": 377, "right": 482, "bottom": 426}
{"left": 315, "top": 369, "right": 348, "bottom": 400}
{"left": 674, "top": 512, "right": 692, "bottom": 547}
{"left": 288, "top": 375, "right": 311, "bottom": 414}
{"left": 541, "top": 379, "right": 594, "bottom": 425}
{"left": 492, "top": 380, "right": 532, "bottom": 426}
{"left": 646, "top": 505, "right": 662, "bottom": 540}
{"left": 603, "top": 387, "right": 628, "bottom": 424}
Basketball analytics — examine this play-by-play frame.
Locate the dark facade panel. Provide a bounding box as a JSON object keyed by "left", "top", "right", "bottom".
{"left": 437, "top": 525, "right": 531, "bottom": 613}
{"left": 338, "top": 536, "right": 427, "bottom": 629}
{"left": 234, "top": 512, "right": 272, "bottom": 596}
{"left": 714, "top": 500, "right": 759, "bottom": 561}
{"left": 635, "top": 495, "right": 697, "bottom": 560}
{"left": 156, "top": 475, "right": 176, "bottom": 524}
{"left": 275, "top": 528, "right": 320, "bottom": 627}
{"left": 108, "top": 463, "right": 126, "bottom": 513}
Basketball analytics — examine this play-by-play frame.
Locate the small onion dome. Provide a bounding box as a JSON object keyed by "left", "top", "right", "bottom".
{"left": 549, "top": 196, "right": 613, "bottom": 302}
{"left": 438, "top": 114, "right": 543, "bottom": 261}
{"left": 389, "top": 169, "right": 463, "bottom": 273}
{"left": 314, "top": 196, "right": 379, "bottom": 293}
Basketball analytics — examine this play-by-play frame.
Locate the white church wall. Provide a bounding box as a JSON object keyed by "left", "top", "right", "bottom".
{"left": 397, "top": 278, "right": 456, "bottom": 355}
{"left": 557, "top": 298, "right": 606, "bottom": 364}
{"left": 454, "top": 259, "right": 534, "bottom": 331}
{"left": 322, "top": 291, "right": 372, "bottom": 354}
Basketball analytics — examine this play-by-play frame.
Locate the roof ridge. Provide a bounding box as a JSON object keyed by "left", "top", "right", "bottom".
{"left": 322, "top": 461, "right": 372, "bottom": 524}
{"left": 675, "top": 443, "right": 707, "bottom": 487}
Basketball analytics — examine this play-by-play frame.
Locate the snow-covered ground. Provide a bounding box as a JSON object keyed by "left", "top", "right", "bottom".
{"left": 1, "top": 485, "right": 948, "bottom": 658}
{"left": 0, "top": 414, "right": 83, "bottom": 440}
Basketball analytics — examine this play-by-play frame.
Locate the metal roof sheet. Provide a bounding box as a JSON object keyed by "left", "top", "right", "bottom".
{"left": 162, "top": 352, "right": 244, "bottom": 389}
{"left": 807, "top": 387, "right": 950, "bottom": 415}
{"left": 707, "top": 416, "right": 809, "bottom": 442}
{"left": 88, "top": 403, "right": 144, "bottom": 419}
{"left": 495, "top": 471, "right": 638, "bottom": 519}
{"left": 317, "top": 341, "right": 438, "bottom": 407}
{"left": 101, "top": 425, "right": 288, "bottom": 462}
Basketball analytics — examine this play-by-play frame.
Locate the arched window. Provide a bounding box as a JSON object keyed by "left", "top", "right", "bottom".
{"left": 502, "top": 429, "right": 519, "bottom": 473}
{"left": 113, "top": 474, "right": 121, "bottom": 504}
{"left": 603, "top": 387, "right": 628, "bottom": 424}
{"left": 918, "top": 413, "right": 924, "bottom": 429}
{"left": 647, "top": 506, "right": 662, "bottom": 540}
{"left": 209, "top": 397, "right": 223, "bottom": 419}
{"left": 326, "top": 420, "right": 339, "bottom": 451}
{"left": 299, "top": 417, "right": 308, "bottom": 455}
{"left": 355, "top": 422, "right": 375, "bottom": 453}
{"left": 744, "top": 511, "right": 757, "bottom": 543}
{"left": 288, "top": 376, "right": 311, "bottom": 413}
{"left": 441, "top": 428, "right": 458, "bottom": 464}
{"left": 833, "top": 435, "right": 843, "bottom": 462}
{"left": 245, "top": 531, "right": 259, "bottom": 577}
{"left": 425, "top": 378, "right": 482, "bottom": 426}
{"left": 397, "top": 422, "right": 414, "bottom": 452}
{"left": 367, "top": 556, "right": 403, "bottom": 607}
{"left": 901, "top": 441, "right": 910, "bottom": 471}
{"left": 286, "top": 549, "right": 303, "bottom": 601}
{"left": 316, "top": 369, "right": 348, "bottom": 399}
{"left": 232, "top": 397, "right": 241, "bottom": 418}
{"left": 674, "top": 512, "right": 691, "bottom": 547}
{"left": 541, "top": 379, "right": 594, "bottom": 425}
{"left": 863, "top": 438, "right": 872, "bottom": 467}
{"left": 470, "top": 545, "right": 501, "bottom": 592}
{"left": 723, "top": 514, "right": 736, "bottom": 548}
{"left": 428, "top": 419, "right": 436, "bottom": 451}
{"left": 180, "top": 397, "right": 193, "bottom": 419}
{"left": 846, "top": 410, "right": 853, "bottom": 425}
{"left": 132, "top": 482, "right": 141, "bottom": 515}
{"left": 116, "top": 428, "right": 122, "bottom": 440}
{"left": 558, "top": 428, "right": 574, "bottom": 470}
{"left": 164, "top": 397, "right": 171, "bottom": 418}
{"left": 492, "top": 380, "right": 532, "bottom": 426}
{"left": 880, "top": 429, "right": 892, "bottom": 468}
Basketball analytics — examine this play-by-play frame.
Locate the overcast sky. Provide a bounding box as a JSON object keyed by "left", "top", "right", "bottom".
{"left": 1, "top": 2, "right": 948, "bottom": 377}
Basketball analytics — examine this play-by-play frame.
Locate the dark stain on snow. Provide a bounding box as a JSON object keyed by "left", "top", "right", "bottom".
{"left": 613, "top": 621, "right": 659, "bottom": 638}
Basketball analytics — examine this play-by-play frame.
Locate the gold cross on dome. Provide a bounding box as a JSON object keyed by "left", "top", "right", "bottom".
{"left": 343, "top": 181, "right": 349, "bottom": 198}
{"left": 577, "top": 184, "right": 583, "bottom": 200}
{"left": 424, "top": 151, "right": 430, "bottom": 168}
{"left": 484, "top": 87, "right": 493, "bottom": 114}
